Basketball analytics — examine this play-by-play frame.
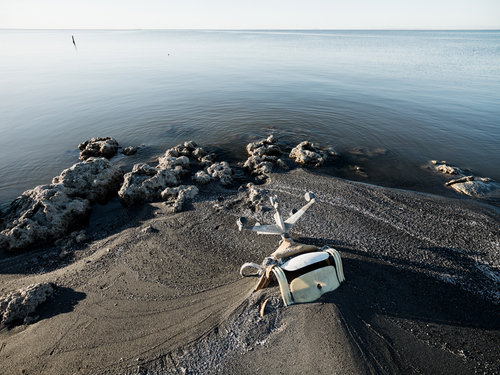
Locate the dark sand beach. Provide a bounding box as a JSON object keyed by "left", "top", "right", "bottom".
{"left": 1, "top": 168, "right": 500, "bottom": 374}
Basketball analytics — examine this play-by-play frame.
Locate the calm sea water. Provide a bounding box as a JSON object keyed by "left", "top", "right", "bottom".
{"left": 1, "top": 29, "right": 499, "bottom": 204}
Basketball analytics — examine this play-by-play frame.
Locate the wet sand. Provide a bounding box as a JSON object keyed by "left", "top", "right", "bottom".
{"left": 1, "top": 168, "right": 500, "bottom": 374}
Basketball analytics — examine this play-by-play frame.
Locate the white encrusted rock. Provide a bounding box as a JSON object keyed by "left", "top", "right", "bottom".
{"left": 242, "top": 136, "right": 288, "bottom": 179}
{"left": 161, "top": 185, "right": 199, "bottom": 200}
{"left": 161, "top": 185, "right": 199, "bottom": 212}
{"left": 170, "top": 140, "right": 197, "bottom": 157}
{"left": 246, "top": 183, "right": 268, "bottom": 212}
{"left": 118, "top": 163, "right": 184, "bottom": 206}
{"left": 0, "top": 283, "right": 54, "bottom": 324}
{"left": 445, "top": 176, "right": 500, "bottom": 199}
{"left": 164, "top": 148, "right": 179, "bottom": 157}
{"left": 0, "top": 186, "right": 91, "bottom": 252}
{"left": 157, "top": 155, "right": 190, "bottom": 170}
{"left": 52, "top": 157, "right": 124, "bottom": 204}
{"left": 199, "top": 153, "right": 217, "bottom": 169}
{"left": 427, "top": 160, "right": 461, "bottom": 175}
{"left": 0, "top": 158, "right": 123, "bottom": 252}
{"left": 243, "top": 155, "right": 289, "bottom": 176}
{"left": 246, "top": 135, "right": 282, "bottom": 157}
{"left": 193, "top": 170, "right": 212, "bottom": 184}
{"left": 206, "top": 162, "right": 234, "bottom": 186}
{"left": 289, "top": 141, "right": 328, "bottom": 167}
{"left": 192, "top": 147, "right": 208, "bottom": 160}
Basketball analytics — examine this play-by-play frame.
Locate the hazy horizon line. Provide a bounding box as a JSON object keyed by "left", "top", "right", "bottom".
{"left": 2, "top": 27, "right": 499, "bottom": 31}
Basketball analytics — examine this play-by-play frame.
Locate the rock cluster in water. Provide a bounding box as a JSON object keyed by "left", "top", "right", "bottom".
{"left": 117, "top": 141, "right": 232, "bottom": 208}
{"left": 289, "top": 141, "right": 337, "bottom": 167}
{"left": 9, "top": 134, "right": 498, "bottom": 254}
{"left": 0, "top": 139, "right": 238, "bottom": 252}
{"left": 241, "top": 136, "right": 339, "bottom": 181}
{"left": 428, "top": 160, "right": 500, "bottom": 200}
{"left": 0, "top": 283, "right": 54, "bottom": 325}
{"left": 78, "top": 137, "right": 120, "bottom": 160}
{"left": 2, "top": 135, "right": 346, "bottom": 252}
{"left": 445, "top": 176, "right": 500, "bottom": 199}
{"left": 241, "top": 135, "right": 288, "bottom": 181}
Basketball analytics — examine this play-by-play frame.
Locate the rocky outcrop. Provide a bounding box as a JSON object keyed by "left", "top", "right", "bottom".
{"left": 118, "top": 162, "right": 188, "bottom": 206}
{"left": 52, "top": 157, "right": 125, "bottom": 204}
{"left": 163, "top": 141, "right": 208, "bottom": 161}
{"left": 0, "top": 158, "right": 124, "bottom": 252}
{"left": 118, "top": 141, "right": 231, "bottom": 206}
{"left": 428, "top": 160, "right": 461, "bottom": 175}
{"left": 289, "top": 141, "right": 335, "bottom": 167}
{"left": 171, "top": 141, "right": 198, "bottom": 157}
{"left": 243, "top": 155, "right": 288, "bottom": 178}
{"left": 445, "top": 176, "right": 500, "bottom": 200}
{"left": 157, "top": 140, "right": 232, "bottom": 185}
{"left": 78, "top": 137, "right": 120, "bottom": 160}
{"left": 198, "top": 153, "right": 217, "bottom": 169}
{"left": 242, "top": 136, "right": 288, "bottom": 181}
{"left": 1, "top": 283, "right": 54, "bottom": 324}
{"left": 193, "top": 171, "right": 212, "bottom": 184}
{"left": 246, "top": 135, "right": 283, "bottom": 158}
{"left": 166, "top": 141, "right": 216, "bottom": 169}
{"left": 0, "top": 187, "right": 90, "bottom": 252}
{"left": 161, "top": 185, "right": 199, "bottom": 212}
{"left": 122, "top": 146, "right": 138, "bottom": 156}
{"left": 426, "top": 160, "right": 500, "bottom": 200}
{"left": 206, "top": 162, "right": 234, "bottom": 186}
{"left": 157, "top": 155, "right": 190, "bottom": 170}
{"left": 0, "top": 138, "right": 237, "bottom": 251}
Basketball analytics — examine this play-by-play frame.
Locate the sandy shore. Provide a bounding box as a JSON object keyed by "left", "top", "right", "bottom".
{"left": 1, "top": 168, "right": 500, "bottom": 374}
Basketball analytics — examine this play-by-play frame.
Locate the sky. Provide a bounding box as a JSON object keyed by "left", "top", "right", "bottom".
{"left": 1, "top": 0, "right": 499, "bottom": 30}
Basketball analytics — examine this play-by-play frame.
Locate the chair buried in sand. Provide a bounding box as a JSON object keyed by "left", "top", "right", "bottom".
{"left": 238, "top": 192, "right": 344, "bottom": 306}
